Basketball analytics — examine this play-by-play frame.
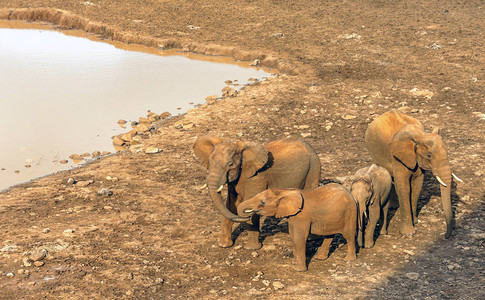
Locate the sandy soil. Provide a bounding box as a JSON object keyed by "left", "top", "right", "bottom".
{"left": 0, "top": 1, "right": 484, "bottom": 299}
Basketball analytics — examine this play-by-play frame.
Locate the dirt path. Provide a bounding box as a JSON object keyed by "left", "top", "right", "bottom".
{"left": 0, "top": 1, "right": 484, "bottom": 299}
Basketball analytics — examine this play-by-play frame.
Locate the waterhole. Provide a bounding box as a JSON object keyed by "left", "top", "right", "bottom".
{"left": 0, "top": 21, "right": 272, "bottom": 191}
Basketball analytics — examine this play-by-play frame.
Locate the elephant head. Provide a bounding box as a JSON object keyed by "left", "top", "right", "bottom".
{"left": 390, "top": 125, "right": 461, "bottom": 238}
{"left": 194, "top": 136, "right": 269, "bottom": 222}
{"left": 350, "top": 170, "right": 374, "bottom": 246}
{"left": 237, "top": 189, "right": 303, "bottom": 219}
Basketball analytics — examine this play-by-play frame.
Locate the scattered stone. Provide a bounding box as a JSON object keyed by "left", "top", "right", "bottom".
{"left": 6, "top": 273, "right": 14, "bottom": 278}
{"left": 67, "top": 178, "right": 76, "bottom": 184}
{"left": 59, "top": 159, "right": 69, "bottom": 164}
{"left": 80, "top": 152, "right": 91, "bottom": 157}
{"left": 341, "top": 114, "right": 357, "bottom": 120}
{"left": 24, "top": 164, "right": 31, "bottom": 168}
{"left": 23, "top": 258, "right": 33, "bottom": 267}
{"left": 145, "top": 146, "right": 163, "bottom": 154}
{"left": 136, "top": 124, "right": 150, "bottom": 133}
{"left": 409, "top": 88, "right": 434, "bottom": 99}
{"left": 225, "top": 80, "right": 233, "bottom": 84}
{"left": 155, "top": 278, "right": 165, "bottom": 284}
{"left": 106, "top": 176, "right": 119, "bottom": 182}
{"left": 338, "top": 33, "right": 361, "bottom": 40}
{"left": 33, "top": 261, "right": 45, "bottom": 267}
{"left": 104, "top": 206, "right": 113, "bottom": 210}
{"left": 30, "top": 249, "right": 47, "bottom": 261}
{"left": 117, "top": 119, "right": 127, "bottom": 125}
{"left": 112, "top": 136, "right": 125, "bottom": 146}
{"left": 0, "top": 244, "right": 18, "bottom": 252}
{"left": 222, "top": 86, "right": 238, "bottom": 97}
{"left": 206, "top": 95, "right": 218, "bottom": 104}
{"left": 405, "top": 272, "right": 419, "bottom": 280}
{"left": 250, "top": 59, "right": 260, "bottom": 66}
{"left": 262, "top": 280, "right": 271, "bottom": 286}
{"left": 98, "top": 188, "right": 114, "bottom": 197}
{"left": 272, "top": 32, "right": 284, "bottom": 38}
{"left": 251, "top": 251, "right": 259, "bottom": 258}
{"left": 101, "top": 151, "right": 111, "bottom": 156}
{"left": 183, "top": 123, "right": 194, "bottom": 129}
{"left": 131, "top": 136, "right": 143, "bottom": 145}
{"left": 139, "top": 117, "right": 151, "bottom": 124}
{"left": 264, "top": 245, "right": 276, "bottom": 251}
{"left": 69, "top": 154, "right": 84, "bottom": 163}
{"left": 160, "top": 112, "right": 171, "bottom": 119}
{"left": 121, "top": 132, "right": 135, "bottom": 142}
{"left": 15, "top": 170, "right": 20, "bottom": 174}
{"left": 63, "top": 229, "right": 75, "bottom": 235}
{"left": 300, "top": 133, "right": 311, "bottom": 138}
{"left": 403, "top": 249, "right": 416, "bottom": 256}
{"left": 42, "top": 228, "right": 51, "bottom": 234}
{"left": 273, "top": 282, "right": 285, "bottom": 290}
{"left": 76, "top": 180, "right": 94, "bottom": 187}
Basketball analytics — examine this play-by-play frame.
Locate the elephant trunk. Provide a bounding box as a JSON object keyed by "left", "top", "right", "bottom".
{"left": 207, "top": 168, "right": 248, "bottom": 222}
{"left": 433, "top": 162, "right": 453, "bottom": 239}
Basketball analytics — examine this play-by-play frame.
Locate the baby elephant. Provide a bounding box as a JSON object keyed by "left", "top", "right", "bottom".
{"left": 351, "top": 164, "right": 392, "bottom": 248}
{"left": 237, "top": 183, "right": 358, "bottom": 272}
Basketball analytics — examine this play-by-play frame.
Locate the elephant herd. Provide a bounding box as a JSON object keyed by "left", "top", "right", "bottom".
{"left": 194, "top": 109, "right": 462, "bottom": 271}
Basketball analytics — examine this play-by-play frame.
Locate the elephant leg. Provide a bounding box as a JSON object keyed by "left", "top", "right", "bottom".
{"left": 410, "top": 170, "right": 424, "bottom": 222}
{"left": 244, "top": 214, "right": 262, "bottom": 250}
{"left": 289, "top": 221, "right": 310, "bottom": 272}
{"left": 364, "top": 212, "right": 378, "bottom": 248}
{"left": 380, "top": 199, "right": 390, "bottom": 235}
{"left": 314, "top": 237, "right": 333, "bottom": 260}
{"left": 218, "top": 192, "right": 237, "bottom": 248}
{"left": 394, "top": 171, "right": 415, "bottom": 236}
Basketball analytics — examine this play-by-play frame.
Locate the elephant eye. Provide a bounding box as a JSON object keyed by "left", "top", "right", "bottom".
{"left": 426, "top": 153, "right": 432, "bottom": 159}
{"left": 260, "top": 200, "right": 266, "bottom": 206}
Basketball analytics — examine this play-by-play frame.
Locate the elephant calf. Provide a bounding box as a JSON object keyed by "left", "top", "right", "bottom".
{"left": 237, "top": 184, "right": 358, "bottom": 272}
{"left": 351, "top": 164, "right": 392, "bottom": 248}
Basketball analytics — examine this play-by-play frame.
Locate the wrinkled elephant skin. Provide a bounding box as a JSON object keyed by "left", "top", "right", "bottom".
{"left": 194, "top": 136, "right": 321, "bottom": 249}
{"left": 237, "top": 184, "right": 358, "bottom": 272}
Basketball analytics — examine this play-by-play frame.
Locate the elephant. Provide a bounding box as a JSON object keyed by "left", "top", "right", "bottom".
{"left": 365, "top": 110, "right": 462, "bottom": 238}
{"left": 237, "top": 184, "right": 358, "bottom": 272}
{"left": 351, "top": 164, "right": 392, "bottom": 248}
{"left": 194, "top": 136, "right": 321, "bottom": 249}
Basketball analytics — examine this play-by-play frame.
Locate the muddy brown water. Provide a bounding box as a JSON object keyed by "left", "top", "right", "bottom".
{"left": 0, "top": 21, "right": 271, "bottom": 191}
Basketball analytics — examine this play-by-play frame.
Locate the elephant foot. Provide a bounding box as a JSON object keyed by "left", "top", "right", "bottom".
{"left": 313, "top": 251, "right": 329, "bottom": 260}
{"left": 244, "top": 241, "right": 262, "bottom": 250}
{"left": 344, "top": 253, "right": 357, "bottom": 261}
{"left": 218, "top": 237, "right": 234, "bottom": 248}
{"left": 293, "top": 263, "right": 308, "bottom": 272}
{"left": 364, "top": 241, "right": 375, "bottom": 249}
{"left": 380, "top": 228, "right": 388, "bottom": 235}
{"left": 399, "top": 223, "right": 416, "bottom": 236}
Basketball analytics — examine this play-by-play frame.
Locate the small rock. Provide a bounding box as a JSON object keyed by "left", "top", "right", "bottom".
{"left": 97, "top": 188, "right": 113, "bottom": 197}
{"left": 59, "top": 160, "right": 69, "bottom": 164}
{"left": 63, "top": 229, "right": 75, "bottom": 235}
{"left": 33, "top": 261, "right": 45, "bottom": 267}
{"left": 206, "top": 95, "right": 218, "bottom": 104}
{"left": 104, "top": 206, "right": 113, "bottom": 210}
{"left": 121, "top": 132, "right": 135, "bottom": 142}
{"left": 139, "top": 117, "right": 151, "bottom": 124}
{"left": 101, "top": 151, "right": 111, "bottom": 156}
{"left": 341, "top": 114, "right": 357, "bottom": 120}
{"left": 136, "top": 124, "right": 150, "bottom": 133}
{"left": 23, "top": 257, "right": 33, "bottom": 267}
{"left": 250, "top": 59, "right": 260, "bottom": 66}
{"left": 273, "top": 282, "right": 285, "bottom": 290}
{"left": 225, "top": 80, "right": 233, "bottom": 84}
{"left": 262, "top": 280, "right": 271, "bottom": 286}
{"left": 15, "top": 170, "right": 20, "bottom": 174}
{"left": 183, "top": 123, "right": 194, "bottom": 129}
{"left": 160, "top": 112, "right": 171, "bottom": 119}
{"left": 251, "top": 251, "right": 259, "bottom": 258}
{"left": 106, "top": 176, "right": 119, "bottom": 182}
{"left": 80, "top": 152, "right": 91, "bottom": 157}
{"left": 67, "top": 178, "right": 76, "bottom": 184}
{"left": 76, "top": 180, "right": 94, "bottom": 187}
{"left": 264, "top": 245, "right": 276, "bottom": 251}
{"left": 25, "top": 164, "right": 31, "bottom": 168}
{"left": 69, "top": 154, "right": 84, "bottom": 163}
{"left": 30, "top": 249, "right": 47, "bottom": 261}
{"left": 145, "top": 146, "right": 163, "bottom": 154}
{"left": 42, "top": 228, "right": 50, "bottom": 234}
{"left": 405, "top": 272, "right": 419, "bottom": 280}
{"left": 6, "top": 273, "right": 14, "bottom": 278}
{"left": 403, "top": 249, "right": 415, "bottom": 256}
{"left": 300, "top": 133, "right": 311, "bottom": 138}
{"left": 409, "top": 88, "right": 434, "bottom": 99}
{"left": 117, "top": 119, "right": 127, "bottom": 125}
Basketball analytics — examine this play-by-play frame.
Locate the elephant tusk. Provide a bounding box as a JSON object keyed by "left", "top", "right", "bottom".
{"left": 244, "top": 209, "right": 254, "bottom": 213}
{"left": 436, "top": 176, "right": 447, "bottom": 187}
{"left": 200, "top": 183, "right": 207, "bottom": 189}
{"left": 216, "top": 185, "right": 224, "bottom": 192}
{"left": 452, "top": 173, "right": 463, "bottom": 183}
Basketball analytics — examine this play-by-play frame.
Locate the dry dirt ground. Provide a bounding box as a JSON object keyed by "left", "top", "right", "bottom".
{"left": 0, "top": 0, "right": 484, "bottom": 299}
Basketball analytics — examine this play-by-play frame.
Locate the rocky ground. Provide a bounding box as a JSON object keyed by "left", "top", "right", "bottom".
{"left": 0, "top": 0, "right": 484, "bottom": 299}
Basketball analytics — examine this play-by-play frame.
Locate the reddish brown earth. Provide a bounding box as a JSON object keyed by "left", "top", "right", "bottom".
{"left": 0, "top": 1, "right": 484, "bottom": 299}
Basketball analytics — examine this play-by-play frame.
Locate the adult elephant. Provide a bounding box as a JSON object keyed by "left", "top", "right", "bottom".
{"left": 365, "top": 110, "right": 462, "bottom": 238}
{"left": 194, "top": 136, "right": 321, "bottom": 249}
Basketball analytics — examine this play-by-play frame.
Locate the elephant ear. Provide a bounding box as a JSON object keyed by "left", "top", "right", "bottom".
{"left": 390, "top": 129, "right": 420, "bottom": 170}
{"left": 275, "top": 191, "right": 303, "bottom": 218}
{"left": 193, "top": 136, "right": 223, "bottom": 169}
{"left": 236, "top": 140, "right": 268, "bottom": 178}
